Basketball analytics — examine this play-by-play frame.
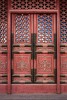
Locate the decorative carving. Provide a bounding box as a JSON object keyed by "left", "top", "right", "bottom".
{"left": 16, "top": 61, "right": 27, "bottom": 70}
{"left": 13, "top": 55, "right": 31, "bottom": 74}
{"left": 0, "top": 76, "right": 7, "bottom": 83}
{"left": 15, "top": 14, "right": 30, "bottom": 43}
{"left": 0, "top": 60, "right": 7, "bottom": 70}
{"left": 37, "top": 47, "right": 53, "bottom": 52}
{"left": 37, "top": 77, "right": 54, "bottom": 81}
{"left": 13, "top": 77, "right": 30, "bottom": 82}
{"left": 61, "top": 62, "right": 67, "bottom": 68}
{"left": 14, "top": 47, "right": 31, "bottom": 51}
{"left": 37, "top": 14, "right": 52, "bottom": 43}
{"left": 60, "top": 0, "right": 67, "bottom": 43}
{"left": 61, "top": 47, "right": 67, "bottom": 51}
{"left": 0, "top": 0, "right": 8, "bottom": 44}
{"left": 37, "top": 55, "right": 53, "bottom": 73}
{"left": 61, "top": 77, "right": 67, "bottom": 81}
{"left": 61, "top": 56, "right": 67, "bottom": 73}
{"left": 0, "top": 47, "right": 7, "bottom": 52}
{"left": 11, "top": 0, "right": 56, "bottom": 10}
{"left": 40, "top": 59, "right": 51, "bottom": 71}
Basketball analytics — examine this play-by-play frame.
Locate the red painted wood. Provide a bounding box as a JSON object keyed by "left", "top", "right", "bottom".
{"left": 33, "top": 14, "right": 37, "bottom": 70}
{"left": 31, "top": 14, "right": 34, "bottom": 70}
{"left": 34, "top": 14, "right": 57, "bottom": 84}
{"left": 9, "top": 13, "right": 57, "bottom": 93}
{"left": 56, "top": 0, "right": 61, "bottom": 93}
{"left": 0, "top": 84, "right": 7, "bottom": 93}
{"left": 61, "top": 85, "right": 67, "bottom": 93}
{"left": 0, "top": 0, "right": 8, "bottom": 93}
{"left": 1, "top": 0, "right": 65, "bottom": 94}
{"left": 7, "top": 0, "right": 11, "bottom": 94}
{"left": 10, "top": 10, "right": 58, "bottom": 14}
{"left": 11, "top": 14, "right": 33, "bottom": 84}
{"left": 60, "top": 0, "right": 67, "bottom": 94}
{"left": 12, "top": 84, "right": 57, "bottom": 93}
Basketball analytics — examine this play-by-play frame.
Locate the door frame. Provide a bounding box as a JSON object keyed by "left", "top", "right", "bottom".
{"left": 7, "top": 6, "right": 61, "bottom": 93}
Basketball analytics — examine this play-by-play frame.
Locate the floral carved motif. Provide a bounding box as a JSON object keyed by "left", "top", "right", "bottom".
{"left": 40, "top": 59, "right": 51, "bottom": 71}
{"left": 61, "top": 62, "right": 67, "bottom": 68}
{"left": 16, "top": 61, "right": 27, "bottom": 70}
{"left": 0, "top": 60, "right": 7, "bottom": 70}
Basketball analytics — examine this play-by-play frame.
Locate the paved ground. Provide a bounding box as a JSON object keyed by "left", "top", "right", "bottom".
{"left": 0, "top": 94, "right": 67, "bottom": 100}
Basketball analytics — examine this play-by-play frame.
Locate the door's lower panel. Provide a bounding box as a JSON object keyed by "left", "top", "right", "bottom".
{"left": 0, "top": 84, "right": 7, "bottom": 93}
{"left": 61, "top": 85, "right": 67, "bottom": 93}
{"left": 35, "top": 54, "right": 56, "bottom": 84}
{"left": 12, "top": 54, "right": 32, "bottom": 84}
{"left": 12, "top": 84, "right": 57, "bottom": 93}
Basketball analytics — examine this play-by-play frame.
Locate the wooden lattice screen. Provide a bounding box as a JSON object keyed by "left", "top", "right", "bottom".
{"left": 60, "top": 0, "right": 67, "bottom": 43}
{"left": 11, "top": 0, "right": 57, "bottom": 10}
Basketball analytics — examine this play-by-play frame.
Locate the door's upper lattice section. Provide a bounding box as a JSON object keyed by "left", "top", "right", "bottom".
{"left": 15, "top": 14, "right": 30, "bottom": 43}
{"left": 11, "top": 0, "right": 57, "bottom": 10}
{"left": 0, "top": 0, "right": 8, "bottom": 44}
{"left": 37, "top": 14, "right": 53, "bottom": 43}
{"left": 60, "top": 0, "right": 67, "bottom": 43}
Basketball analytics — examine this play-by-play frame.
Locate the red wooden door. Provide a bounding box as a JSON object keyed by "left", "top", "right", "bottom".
{"left": 11, "top": 13, "right": 57, "bottom": 92}
{"left": 11, "top": 14, "right": 33, "bottom": 83}
{"left": 33, "top": 14, "right": 57, "bottom": 84}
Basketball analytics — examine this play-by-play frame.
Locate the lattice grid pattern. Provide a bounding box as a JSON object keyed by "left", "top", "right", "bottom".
{"left": 60, "top": 0, "right": 67, "bottom": 43}
{"left": 15, "top": 14, "right": 30, "bottom": 43}
{"left": 11, "top": 0, "right": 56, "bottom": 10}
{"left": 0, "top": 0, "right": 8, "bottom": 44}
{"left": 37, "top": 14, "right": 52, "bottom": 43}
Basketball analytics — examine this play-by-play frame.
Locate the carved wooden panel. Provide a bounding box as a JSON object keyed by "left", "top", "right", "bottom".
{"left": 0, "top": 55, "right": 7, "bottom": 73}
{"left": 12, "top": 77, "right": 31, "bottom": 83}
{"left": 0, "top": 54, "right": 7, "bottom": 83}
{"left": 37, "top": 54, "right": 53, "bottom": 73}
{"left": 13, "top": 47, "right": 31, "bottom": 52}
{"left": 12, "top": 54, "right": 32, "bottom": 83}
{"left": 61, "top": 55, "right": 67, "bottom": 83}
{"left": 36, "top": 77, "right": 55, "bottom": 83}
{"left": 11, "top": 0, "right": 57, "bottom": 10}
{"left": 61, "top": 55, "right": 67, "bottom": 74}
{"left": 13, "top": 54, "right": 31, "bottom": 74}
{"left": 36, "top": 54, "right": 55, "bottom": 83}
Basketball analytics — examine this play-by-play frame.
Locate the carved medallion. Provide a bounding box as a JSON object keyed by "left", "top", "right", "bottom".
{"left": 61, "top": 62, "right": 67, "bottom": 68}
{"left": 17, "top": 61, "right": 27, "bottom": 70}
{"left": 0, "top": 60, "right": 7, "bottom": 70}
{"left": 40, "top": 59, "right": 51, "bottom": 71}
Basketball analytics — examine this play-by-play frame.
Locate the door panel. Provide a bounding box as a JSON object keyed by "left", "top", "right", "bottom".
{"left": 11, "top": 14, "right": 33, "bottom": 84}
{"left": 0, "top": 32, "right": 7, "bottom": 84}
{"left": 34, "top": 14, "right": 57, "bottom": 83}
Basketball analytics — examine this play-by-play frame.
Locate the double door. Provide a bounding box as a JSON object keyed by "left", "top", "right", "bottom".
{"left": 11, "top": 13, "right": 57, "bottom": 84}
